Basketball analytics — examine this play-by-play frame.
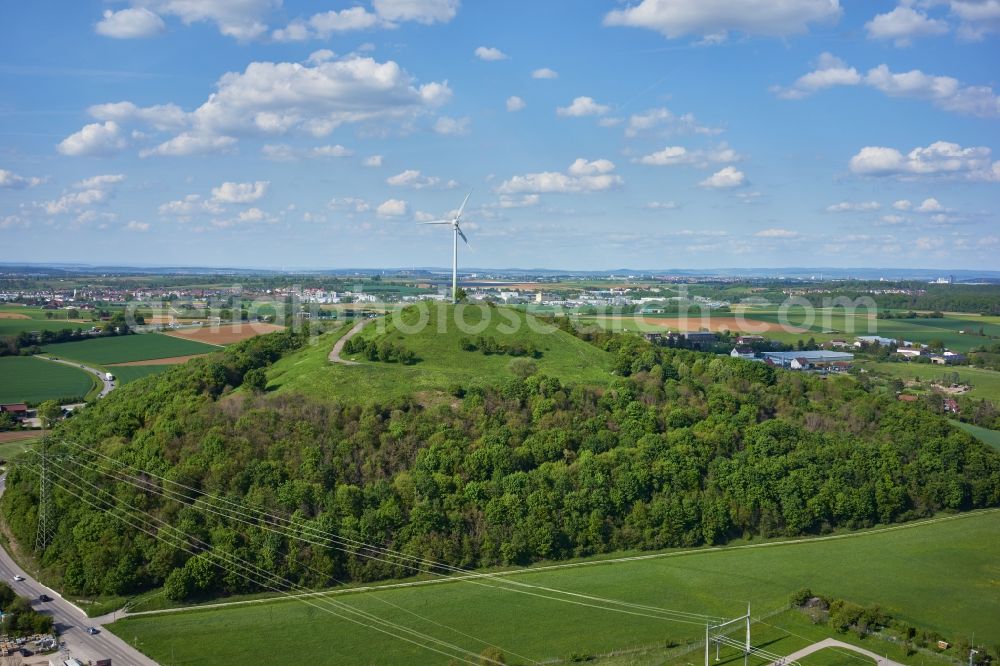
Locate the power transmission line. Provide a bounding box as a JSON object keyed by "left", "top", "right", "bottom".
{"left": 51, "top": 438, "right": 723, "bottom": 624}
{"left": 19, "top": 459, "right": 500, "bottom": 666}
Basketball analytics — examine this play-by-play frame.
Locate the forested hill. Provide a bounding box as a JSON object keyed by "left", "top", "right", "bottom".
{"left": 3, "top": 328, "right": 998, "bottom": 602}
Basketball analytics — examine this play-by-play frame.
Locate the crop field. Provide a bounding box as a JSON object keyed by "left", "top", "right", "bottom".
{"left": 951, "top": 420, "right": 1000, "bottom": 451}
{"left": 737, "top": 310, "right": 998, "bottom": 352}
{"left": 40, "top": 333, "right": 218, "bottom": 365}
{"left": 107, "top": 364, "right": 175, "bottom": 385}
{"left": 163, "top": 322, "right": 285, "bottom": 345}
{"left": 109, "top": 510, "right": 1000, "bottom": 666}
{"left": 269, "top": 305, "right": 614, "bottom": 403}
{"left": 0, "top": 305, "right": 93, "bottom": 336}
{"left": 0, "top": 356, "right": 96, "bottom": 404}
{"left": 859, "top": 361, "right": 1000, "bottom": 403}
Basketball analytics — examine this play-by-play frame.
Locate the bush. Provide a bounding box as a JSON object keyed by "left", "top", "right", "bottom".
{"left": 790, "top": 587, "right": 813, "bottom": 607}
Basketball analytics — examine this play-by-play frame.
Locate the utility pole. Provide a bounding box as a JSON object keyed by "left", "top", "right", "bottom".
{"left": 34, "top": 438, "right": 54, "bottom": 552}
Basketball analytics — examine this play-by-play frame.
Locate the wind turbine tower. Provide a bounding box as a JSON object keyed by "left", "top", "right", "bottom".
{"left": 421, "top": 192, "right": 472, "bottom": 304}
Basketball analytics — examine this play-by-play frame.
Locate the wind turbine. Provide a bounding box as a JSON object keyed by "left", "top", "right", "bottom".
{"left": 421, "top": 191, "right": 472, "bottom": 304}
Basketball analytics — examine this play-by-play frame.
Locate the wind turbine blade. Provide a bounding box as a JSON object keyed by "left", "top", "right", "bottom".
{"left": 456, "top": 190, "right": 472, "bottom": 219}
{"left": 419, "top": 220, "right": 452, "bottom": 225}
{"left": 456, "top": 226, "right": 469, "bottom": 245}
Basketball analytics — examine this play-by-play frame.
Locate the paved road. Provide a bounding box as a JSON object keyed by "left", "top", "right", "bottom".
{"left": 768, "top": 638, "right": 905, "bottom": 666}
{"left": 0, "top": 474, "right": 159, "bottom": 665}
{"left": 328, "top": 320, "right": 368, "bottom": 365}
{"left": 37, "top": 355, "right": 116, "bottom": 398}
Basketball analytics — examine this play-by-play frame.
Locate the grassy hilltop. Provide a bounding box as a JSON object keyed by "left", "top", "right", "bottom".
{"left": 269, "top": 303, "right": 614, "bottom": 402}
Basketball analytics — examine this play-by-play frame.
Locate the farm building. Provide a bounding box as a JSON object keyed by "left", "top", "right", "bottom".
{"left": 735, "top": 335, "right": 764, "bottom": 345}
{"left": 855, "top": 335, "right": 897, "bottom": 347}
{"left": 0, "top": 403, "right": 29, "bottom": 421}
{"left": 730, "top": 346, "right": 755, "bottom": 360}
{"left": 760, "top": 350, "right": 854, "bottom": 370}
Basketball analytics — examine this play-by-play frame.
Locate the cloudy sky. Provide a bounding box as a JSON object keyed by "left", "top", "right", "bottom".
{"left": 1, "top": 0, "right": 998, "bottom": 270}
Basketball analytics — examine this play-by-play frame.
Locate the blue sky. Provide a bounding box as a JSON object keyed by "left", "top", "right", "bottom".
{"left": 1, "top": 0, "right": 998, "bottom": 270}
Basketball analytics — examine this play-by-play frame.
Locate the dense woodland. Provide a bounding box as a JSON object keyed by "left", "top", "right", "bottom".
{"left": 2, "top": 328, "right": 998, "bottom": 602}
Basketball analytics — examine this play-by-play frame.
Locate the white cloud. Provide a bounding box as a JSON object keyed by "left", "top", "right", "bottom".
{"left": 496, "top": 194, "right": 540, "bottom": 208}
{"left": 372, "top": 0, "right": 459, "bottom": 24}
{"left": 88, "top": 101, "right": 188, "bottom": 130}
{"left": 755, "top": 228, "right": 800, "bottom": 238}
{"left": 532, "top": 68, "right": 558, "bottom": 79}
{"left": 329, "top": 197, "right": 371, "bottom": 213}
{"left": 880, "top": 214, "right": 908, "bottom": 224}
{"left": 57, "top": 121, "right": 127, "bottom": 156}
{"left": 603, "top": 0, "right": 842, "bottom": 40}
{"left": 699, "top": 166, "right": 746, "bottom": 188}
{"left": 916, "top": 197, "right": 944, "bottom": 212}
{"left": 826, "top": 201, "right": 881, "bottom": 212}
{"left": 125, "top": 220, "right": 150, "bottom": 232}
{"left": 139, "top": 132, "right": 237, "bottom": 157}
{"left": 951, "top": 0, "right": 1000, "bottom": 40}
{"left": 159, "top": 194, "right": 221, "bottom": 218}
{"left": 377, "top": 198, "right": 409, "bottom": 216}
{"left": 386, "top": 169, "right": 456, "bottom": 189}
{"left": 263, "top": 143, "right": 354, "bottom": 161}
{"left": 0, "top": 169, "right": 44, "bottom": 189}
{"left": 211, "top": 181, "right": 269, "bottom": 204}
{"left": 556, "top": 96, "right": 610, "bottom": 117}
{"left": 776, "top": 56, "right": 1000, "bottom": 118}
{"left": 95, "top": 8, "right": 166, "bottom": 39}
{"left": 506, "top": 96, "right": 526, "bottom": 112}
{"left": 864, "top": 64, "right": 1000, "bottom": 118}
{"left": 475, "top": 46, "right": 508, "bottom": 61}
{"left": 138, "top": 0, "right": 277, "bottom": 40}
{"left": 635, "top": 143, "right": 740, "bottom": 167}
{"left": 273, "top": 0, "right": 458, "bottom": 40}
{"left": 41, "top": 173, "right": 125, "bottom": 215}
{"left": 312, "top": 144, "right": 354, "bottom": 158}
{"left": 771, "top": 52, "right": 860, "bottom": 100}
{"left": 865, "top": 6, "right": 948, "bottom": 46}
{"left": 308, "top": 7, "right": 381, "bottom": 34}
{"left": 849, "top": 141, "right": 999, "bottom": 180}
{"left": 624, "top": 107, "right": 721, "bottom": 137}
{"left": 306, "top": 49, "right": 337, "bottom": 65}
{"left": 104, "top": 57, "right": 451, "bottom": 155}
{"left": 364, "top": 155, "right": 384, "bottom": 167}
{"left": 497, "top": 159, "right": 623, "bottom": 194}
{"left": 893, "top": 199, "right": 912, "bottom": 210}
{"left": 433, "top": 116, "right": 470, "bottom": 135}
{"left": 76, "top": 174, "right": 125, "bottom": 189}
{"left": 645, "top": 201, "right": 680, "bottom": 210}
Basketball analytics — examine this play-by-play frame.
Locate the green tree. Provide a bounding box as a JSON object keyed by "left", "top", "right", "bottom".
{"left": 243, "top": 368, "right": 268, "bottom": 393}
{"left": 37, "top": 400, "right": 61, "bottom": 429}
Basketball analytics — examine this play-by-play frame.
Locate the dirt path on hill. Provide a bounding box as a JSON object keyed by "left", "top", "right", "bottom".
{"left": 328, "top": 320, "right": 367, "bottom": 365}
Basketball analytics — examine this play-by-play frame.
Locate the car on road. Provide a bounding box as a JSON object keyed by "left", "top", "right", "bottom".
{"left": 39, "top": 594, "right": 52, "bottom": 602}
{"left": 12, "top": 575, "right": 24, "bottom": 582}
{"left": 86, "top": 626, "right": 99, "bottom": 635}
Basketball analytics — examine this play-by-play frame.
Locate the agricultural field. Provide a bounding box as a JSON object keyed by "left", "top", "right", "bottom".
{"left": 109, "top": 509, "right": 1000, "bottom": 666}
{"left": 859, "top": 361, "right": 1000, "bottom": 403}
{"left": 951, "top": 420, "right": 1000, "bottom": 451}
{"left": 39, "top": 333, "right": 218, "bottom": 366}
{"left": 0, "top": 305, "right": 93, "bottom": 336}
{"left": 737, "top": 309, "right": 1000, "bottom": 353}
{"left": 0, "top": 356, "right": 96, "bottom": 404}
{"left": 107, "top": 364, "right": 175, "bottom": 385}
{"left": 163, "top": 322, "right": 285, "bottom": 345}
{"left": 268, "top": 305, "right": 614, "bottom": 403}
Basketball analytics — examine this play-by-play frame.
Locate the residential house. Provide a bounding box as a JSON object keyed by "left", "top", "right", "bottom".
{"left": 730, "top": 346, "right": 755, "bottom": 360}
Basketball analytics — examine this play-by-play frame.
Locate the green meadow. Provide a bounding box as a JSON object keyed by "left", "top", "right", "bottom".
{"left": 108, "top": 364, "right": 175, "bottom": 385}
{"left": 860, "top": 361, "right": 1000, "bottom": 403}
{"left": 0, "top": 356, "right": 96, "bottom": 404}
{"left": 109, "top": 510, "right": 1000, "bottom": 666}
{"left": 269, "top": 304, "right": 614, "bottom": 403}
{"left": 951, "top": 420, "right": 1000, "bottom": 451}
